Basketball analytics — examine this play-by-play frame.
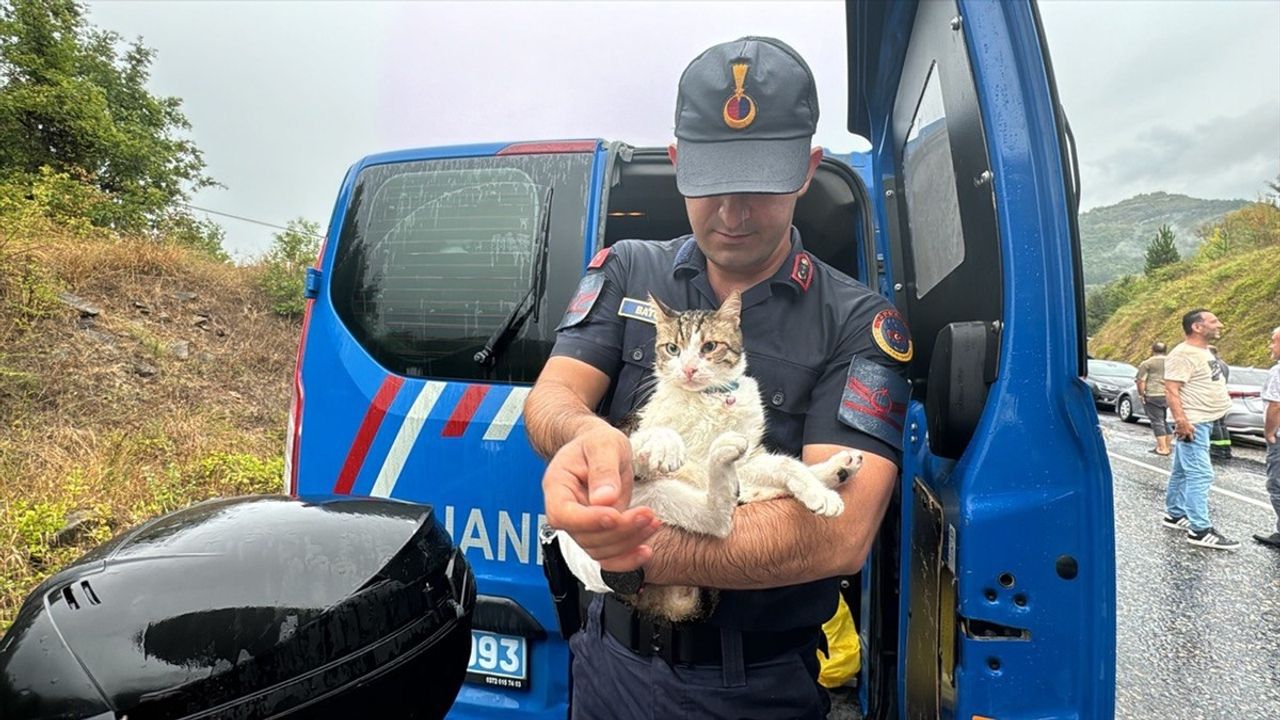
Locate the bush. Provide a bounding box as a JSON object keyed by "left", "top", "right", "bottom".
{"left": 259, "top": 218, "right": 321, "bottom": 317}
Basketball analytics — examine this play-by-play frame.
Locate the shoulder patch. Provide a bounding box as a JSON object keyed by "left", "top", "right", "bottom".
{"left": 555, "top": 272, "right": 606, "bottom": 331}
{"left": 871, "top": 309, "right": 913, "bottom": 362}
{"left": 790, "top": 252, "right": 814, "bottom": 292}
{"left": 617, "top": 297, "right": 657, "bottom": 324}
{"left": 838, "top": 356, "right": 909, "bottom": 450}
{"left": 588, "top": 247, "right": 611, "bottom": 270}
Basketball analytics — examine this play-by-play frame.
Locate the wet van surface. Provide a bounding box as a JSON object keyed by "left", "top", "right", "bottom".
{"left": 290, "top": 142, "right": 605, "bottom": 718}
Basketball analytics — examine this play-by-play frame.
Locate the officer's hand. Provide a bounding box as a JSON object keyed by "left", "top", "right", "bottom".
{"left": 542, "top": 425, "right": 660, "bottom": 571}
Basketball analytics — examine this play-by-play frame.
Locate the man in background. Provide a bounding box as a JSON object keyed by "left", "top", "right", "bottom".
{"left": 1136, "top": 341, "right": 1171, "bottom": 455}
{"left": 1162, "top": 309, "right": 1238, "bottom": 550}
{"left": 1254, "top": 326, "right": 1280, "bottom": 548}
{"left": 1207, "top": 345, "right": 1232, "bottom": 460}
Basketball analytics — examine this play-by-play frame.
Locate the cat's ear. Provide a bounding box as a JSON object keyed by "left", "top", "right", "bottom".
{"left": 648, "top": 293, "right": 677, "bottom": 320}
{"left": 717, "top": 290, "right": 742, "bottom": 327}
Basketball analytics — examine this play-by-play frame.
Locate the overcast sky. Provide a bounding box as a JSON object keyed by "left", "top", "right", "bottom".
{"left": 84, "top": 1, "right": 1280, "bottom": 261}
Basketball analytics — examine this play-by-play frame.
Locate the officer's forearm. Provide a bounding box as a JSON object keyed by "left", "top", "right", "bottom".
{"left": 644, "top": 455, "right": 898, "bottom": 589}
{"left": 525, "top": 380, "right": 611, "bottom": 459}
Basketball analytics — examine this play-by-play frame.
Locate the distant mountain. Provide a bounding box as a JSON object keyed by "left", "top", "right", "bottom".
{"left": 1079, "top": 192, "right": 1249, "bottom": 286}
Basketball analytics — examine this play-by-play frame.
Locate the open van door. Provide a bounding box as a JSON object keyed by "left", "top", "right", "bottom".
{"left": 846, "top": 1, "right": 1115, "bottom": 717}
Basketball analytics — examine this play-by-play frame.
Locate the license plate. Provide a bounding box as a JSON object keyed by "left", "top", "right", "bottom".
{"left": 466, "top": 630, "right": 528, "bottom": 690}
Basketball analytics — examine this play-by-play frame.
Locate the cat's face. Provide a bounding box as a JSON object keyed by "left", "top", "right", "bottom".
{"left": 649, "top": 291, "right": 745, "bottom": 391}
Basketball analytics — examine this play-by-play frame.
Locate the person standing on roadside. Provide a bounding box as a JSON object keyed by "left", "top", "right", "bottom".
{"left": 1161, "top": 308, "right": 1238, "bottom": 549}
{"left": 1253, "top": 326, "right": 1280, "bottom": 548}
{"left": 1136, "top": 341, "right": 1171, "bottom": 455}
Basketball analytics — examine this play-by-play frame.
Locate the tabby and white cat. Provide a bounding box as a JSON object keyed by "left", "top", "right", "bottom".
{"left": 556, "top": 290, "right": 861, "bottom": 622}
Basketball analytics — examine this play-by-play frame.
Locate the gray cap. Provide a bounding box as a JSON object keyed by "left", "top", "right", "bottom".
{"left": 673, "top": 36, "right": 819, "bottom": 197}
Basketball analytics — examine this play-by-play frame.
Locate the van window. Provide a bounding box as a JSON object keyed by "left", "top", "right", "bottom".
{"left": 903, "top": 62, "right": 965, "bottom": 299}
{"left": 330, "top": 154, "right": 593, "bottom": 382}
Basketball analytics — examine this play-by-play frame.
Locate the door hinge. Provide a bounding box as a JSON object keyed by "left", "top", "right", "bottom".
{"left": 304, "top": 267, "right": 322, "bottom": 299}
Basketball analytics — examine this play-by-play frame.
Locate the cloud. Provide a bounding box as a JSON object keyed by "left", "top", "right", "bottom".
{"left": 1086, "top": 103, "right": 1280, "bottom": 205}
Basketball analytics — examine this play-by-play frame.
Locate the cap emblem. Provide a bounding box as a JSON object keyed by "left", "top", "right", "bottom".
{"left": 722, "top": 62, "right": 757, "bottom": 130}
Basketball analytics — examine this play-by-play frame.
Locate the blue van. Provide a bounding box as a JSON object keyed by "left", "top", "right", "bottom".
{"left": 287, "top": 1, "right": 1115, "bottom": 717}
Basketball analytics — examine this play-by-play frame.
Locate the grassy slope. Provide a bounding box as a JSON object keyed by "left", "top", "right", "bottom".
{"left": 0, "top": 218, "right": 297, "bottom": 629}
{"left": 1091, "top": 243, "right": 1280, "bottom": 366}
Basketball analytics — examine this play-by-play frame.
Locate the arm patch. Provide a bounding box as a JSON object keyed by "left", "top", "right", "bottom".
{"left": 555, "top": 272, "right": 606, "bottom": 331}
{"left": 837, "top": 355, "right": 909, "bottom": 450}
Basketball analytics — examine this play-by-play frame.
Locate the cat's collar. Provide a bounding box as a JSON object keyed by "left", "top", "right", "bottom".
{"left": 700, "top": 380, "right": 740, "bottom": 395}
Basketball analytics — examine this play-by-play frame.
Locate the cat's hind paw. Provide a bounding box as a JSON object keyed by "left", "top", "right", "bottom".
{"left": 631, "top": 427, "right": 686, "bottom": 474}
{"left": 801, "top": 489, "right": 845, "bottom": 518}
{"left": 814, "top": 449, "right": 863, "bottom": 487}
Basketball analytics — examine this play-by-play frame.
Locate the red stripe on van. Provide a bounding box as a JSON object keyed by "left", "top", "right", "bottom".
{"left": 442, "top": 384, "right": 490, "bottom": 437}
{"left": 333, "top": 375, "right": 405, "bottom": 494}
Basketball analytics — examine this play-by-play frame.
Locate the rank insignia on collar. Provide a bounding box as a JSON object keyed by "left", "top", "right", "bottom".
{"left": 791, "top": 252, "right": 813, "bottom": 292}
{"left": 722, "top": 62, "right": 757, "bottom": 130}
{"left": 588, "top": 247, "right": 611, "bottom": 270}
{"left": 871, "top": 309, "right": 913, "bottom": 362}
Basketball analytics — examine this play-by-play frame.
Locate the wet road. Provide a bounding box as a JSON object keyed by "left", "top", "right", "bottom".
{"left": 1101, "top": 412, "right": 1280, "bottom": 719}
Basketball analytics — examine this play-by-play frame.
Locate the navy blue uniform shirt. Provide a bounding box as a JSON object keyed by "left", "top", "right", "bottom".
{"left": 551, "top": 229, "right": 910, "bottom": 631}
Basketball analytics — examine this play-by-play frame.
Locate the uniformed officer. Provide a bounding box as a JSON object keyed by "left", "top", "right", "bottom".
{"left": 526, "top": 36, "right": 910, "bottom": 718}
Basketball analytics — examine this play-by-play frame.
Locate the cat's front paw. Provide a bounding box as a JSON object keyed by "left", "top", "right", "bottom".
{"left": 709, "top": 431, "right": 749, "bottom": 465}
{"left": 631, "top": 427, "right": 686, "bottom": 474}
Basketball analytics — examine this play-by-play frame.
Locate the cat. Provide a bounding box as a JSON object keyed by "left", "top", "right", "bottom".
{"left": 555, "top": 289, "right": 862, "bottom": 622}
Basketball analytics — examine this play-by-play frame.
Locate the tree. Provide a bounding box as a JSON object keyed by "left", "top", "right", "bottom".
{"left": 260, "top": 219, "right": 322, "bottom": 317}
{"left": 0, "top": 0, "right": 214, "bottom": 234}
{"left": 1143, "top": 224, "right": 1179, "bottom": 275}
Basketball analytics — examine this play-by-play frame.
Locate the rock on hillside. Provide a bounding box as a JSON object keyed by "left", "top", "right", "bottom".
{"left": 1080, "top": 192, "right": 1249, "bottom": 287}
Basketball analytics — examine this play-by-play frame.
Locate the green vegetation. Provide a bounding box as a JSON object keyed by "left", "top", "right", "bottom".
{"left": 0, "top": 0, "right": 222, "bottom": 255}
{"left": 260, "top": 218, "right": 322, "bottom": 316}
{"left": 1079, "top": 192, "right": 1248, "bottom": 286}
{"left": 1144, "top": 224, "right": 1180, "bottom": 276}
{"left": 1092, "top": 200, "right": 1280, "bottom": 367}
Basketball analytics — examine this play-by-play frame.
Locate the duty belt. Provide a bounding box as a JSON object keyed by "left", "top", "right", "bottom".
{"left": 600, "top": 594, "right": 818, "bottom": 666}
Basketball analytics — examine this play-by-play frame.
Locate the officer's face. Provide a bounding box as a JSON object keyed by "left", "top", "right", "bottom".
{"left": 671, "top": 146, "right": 823, "bottom": 276}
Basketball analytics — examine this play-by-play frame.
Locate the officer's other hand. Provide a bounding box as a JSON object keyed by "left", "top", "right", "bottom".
{"left": 542, "top": 425, "right": 660, "bottom": 571}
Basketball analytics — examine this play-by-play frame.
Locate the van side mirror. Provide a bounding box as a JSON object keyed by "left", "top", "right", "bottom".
{"left": 925, "top": 321, "right": 1000, "bottom": 459}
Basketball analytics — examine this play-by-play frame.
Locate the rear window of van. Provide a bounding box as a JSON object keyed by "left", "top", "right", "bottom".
{"left": 330, "top": 154, "right": 594, "bottom": 382}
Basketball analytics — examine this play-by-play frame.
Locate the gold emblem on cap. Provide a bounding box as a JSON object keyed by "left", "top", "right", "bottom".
{"left": 722, "top": 62, "right": 757, "bottom": 130}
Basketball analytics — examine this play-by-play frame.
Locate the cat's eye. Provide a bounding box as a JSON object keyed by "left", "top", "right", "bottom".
{"left": 701, "top": 341, "right": 717, "bottom": 354}
{"left": 663, "top": 343, "right": 680, "bottom": 355}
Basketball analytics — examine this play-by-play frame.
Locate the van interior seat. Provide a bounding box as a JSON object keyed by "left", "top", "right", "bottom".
{"left": 602, "top": 149, "right": 864, "bottom": 281}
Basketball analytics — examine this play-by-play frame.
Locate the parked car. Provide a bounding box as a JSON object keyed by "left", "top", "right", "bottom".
{"left": 1115, "top": 364, "right": 1266, "bottom": 440}
{"left": 1223, "top": 365, "right": 1267, "bottom": 438}
{"left": 1085, "top": 359, "right": 1137, "bottom": 408}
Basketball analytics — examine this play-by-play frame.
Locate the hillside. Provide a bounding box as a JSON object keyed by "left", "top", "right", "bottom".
{"left": 1091, "top": 233, "right": 1280, "bottom": 367}
{"left": 0, "top": 218, "right": 298, "bottom": 629}
{"left": 1080, "top": 192, "right": 1249, "bottom": 286}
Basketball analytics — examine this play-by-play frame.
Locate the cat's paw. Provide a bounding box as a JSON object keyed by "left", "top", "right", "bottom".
{"left": 830, "top": 450, "right": 863, "bottom": 482}
{"left": 709, "top": 431, "right": 749, "bottom": 465}
{"left": 812, "top": 449, "right": 863, "bottom": 487}
{"left": 631, "top": 427, "right": 686, "bottom": 474}
{"left": 801, "top": 489, "right": 845, "bottom": 518}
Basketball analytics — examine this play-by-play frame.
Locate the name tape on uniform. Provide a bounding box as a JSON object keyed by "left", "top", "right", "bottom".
{"left": 617, "top": 297, "right": 657, "bottom": 324}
